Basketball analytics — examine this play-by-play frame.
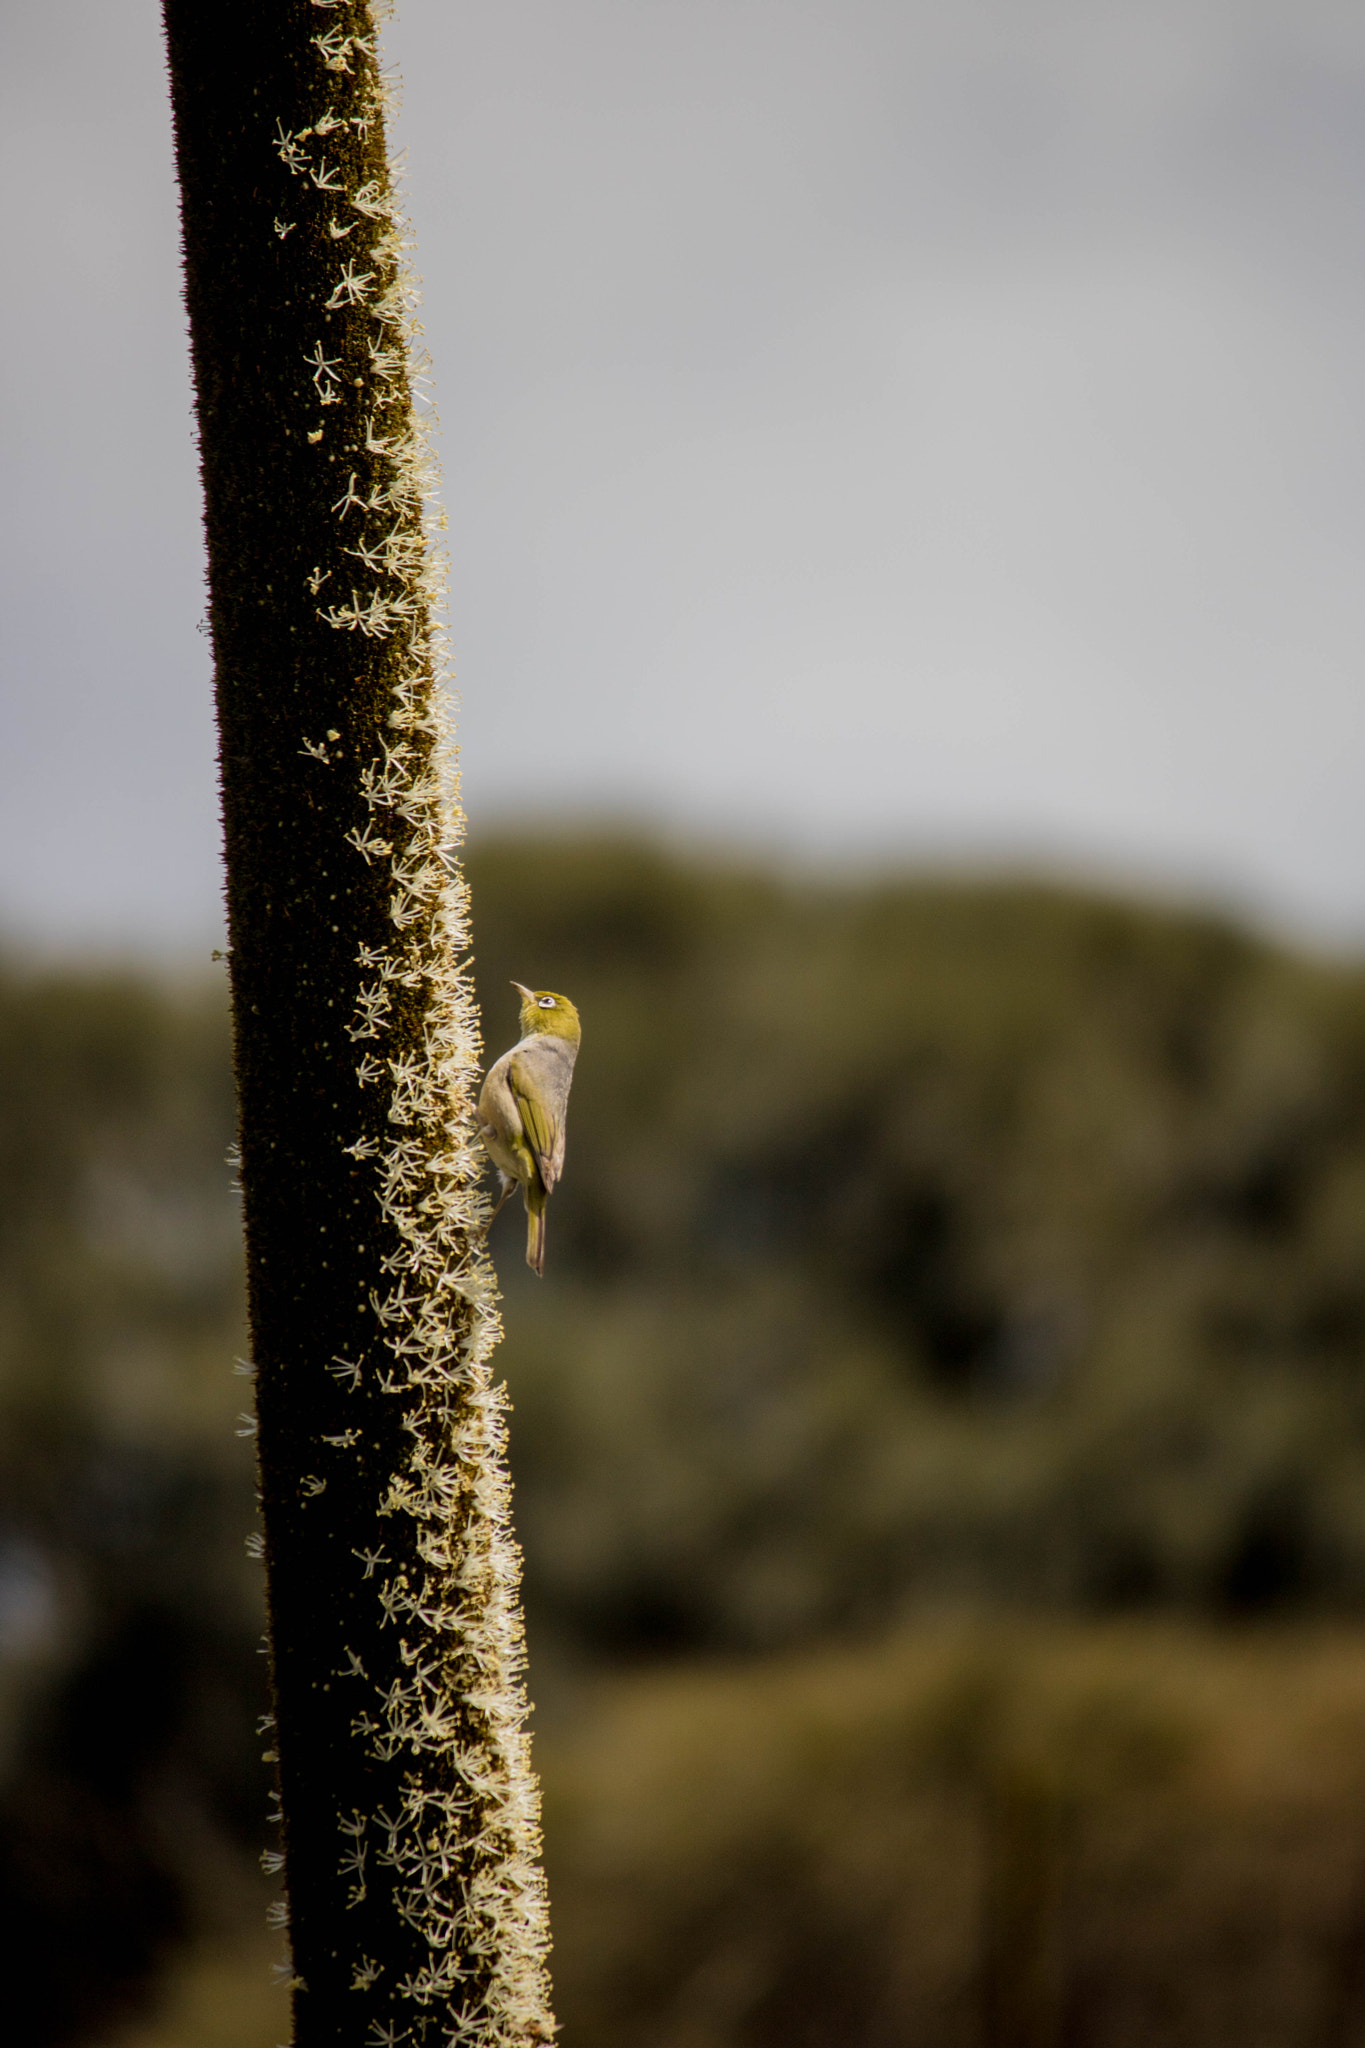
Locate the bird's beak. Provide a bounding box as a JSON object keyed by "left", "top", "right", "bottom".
{"left": 511, "top": 981, "right": 536, "bottom": 1003}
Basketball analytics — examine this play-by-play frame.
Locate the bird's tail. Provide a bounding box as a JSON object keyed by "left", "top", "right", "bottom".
{"left": 525, "top": 1185, "right": 547, "bottom": 1278}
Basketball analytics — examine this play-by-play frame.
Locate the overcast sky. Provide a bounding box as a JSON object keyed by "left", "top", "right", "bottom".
{"left": 3, "top": 0, "right": 1364, "bottom": 951}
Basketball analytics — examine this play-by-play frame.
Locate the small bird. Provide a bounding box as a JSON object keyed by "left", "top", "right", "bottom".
{"left": 477, "top": 982, "right": 581, "bottom": 1276}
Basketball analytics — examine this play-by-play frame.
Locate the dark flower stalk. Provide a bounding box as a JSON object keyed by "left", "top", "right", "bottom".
{"left": 161, "top": 3, "right": 554, "bottom": 2041}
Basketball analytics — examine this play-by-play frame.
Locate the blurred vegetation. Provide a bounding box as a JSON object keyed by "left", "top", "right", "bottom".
{"left": 543, "top": 1622, "right": 1365, "bottom": 2048}
{"left": 0, "top": 967, "right": 266, "bottom": 2044}
{"left": 103, "top": 1623, "right": 1365, "bottom": 2048}
{"left": 471, "top": 835, "right": 1365, "bottom": 1645}
{"left": 6, "top": 835, "right": 1365, "bottom": 2041}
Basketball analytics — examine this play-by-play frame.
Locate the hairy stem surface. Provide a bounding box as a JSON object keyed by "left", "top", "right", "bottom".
{"left": 162, "top": 5, "right": 554, "bottom": 2041}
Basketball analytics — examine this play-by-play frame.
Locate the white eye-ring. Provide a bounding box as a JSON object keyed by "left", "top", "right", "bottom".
{"left": 538, "top": 995, "right": 556, "bottom": 1009}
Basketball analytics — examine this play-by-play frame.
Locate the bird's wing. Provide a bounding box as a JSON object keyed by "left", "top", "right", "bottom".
{"left": 508, "top": 1049, "right": 569, "bottom": 1193}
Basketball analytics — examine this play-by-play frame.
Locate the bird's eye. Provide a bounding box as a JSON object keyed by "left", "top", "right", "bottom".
{"left": 537, "top": 996, "right": 555, "bottom": 1008}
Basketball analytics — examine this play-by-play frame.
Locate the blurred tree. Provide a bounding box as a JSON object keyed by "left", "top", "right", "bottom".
{"left": 462, "top": 837, "right": 1365, "bottom": 1649}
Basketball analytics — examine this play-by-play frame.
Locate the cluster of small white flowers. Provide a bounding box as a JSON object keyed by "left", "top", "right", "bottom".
{"left": 267, "top": 13, "right": 554, "bottom": 2044}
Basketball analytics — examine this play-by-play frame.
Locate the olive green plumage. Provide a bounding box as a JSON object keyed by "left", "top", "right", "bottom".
{"left": 477, "top": 982, "right": 582, "bottom": 1276}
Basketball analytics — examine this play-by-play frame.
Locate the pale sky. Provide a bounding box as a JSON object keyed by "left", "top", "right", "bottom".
{"left": 3, "top": 0, "right": 1365, "bottom": 950}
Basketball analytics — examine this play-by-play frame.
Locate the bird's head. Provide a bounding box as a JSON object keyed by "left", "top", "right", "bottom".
{"left": 512, "top": 983, "right": 582, "bottom": 1044}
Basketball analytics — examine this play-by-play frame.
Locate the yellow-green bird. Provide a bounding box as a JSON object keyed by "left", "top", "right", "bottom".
{"left": 477, "top": 982, "right": 582, "bottom": 1276}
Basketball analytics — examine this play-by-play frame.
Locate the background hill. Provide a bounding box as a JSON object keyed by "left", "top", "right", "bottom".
{"left": 6, "top": 838, "right": 1365, "bottom": 2041}
{"left": 471, "top": 837, "right": 1365, "bottom": 1643}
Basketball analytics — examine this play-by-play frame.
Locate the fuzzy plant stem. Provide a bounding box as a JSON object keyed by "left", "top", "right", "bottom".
{"left": 161, "top": 4, "right": 554, "bottom": 2042}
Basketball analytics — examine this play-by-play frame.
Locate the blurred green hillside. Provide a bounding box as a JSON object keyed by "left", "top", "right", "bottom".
{"left": 469, "top": 837, "right": 1365, "bottom": 1644}
{"left": 5, "top": 836, "right": 1365, "bottom": 2042}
